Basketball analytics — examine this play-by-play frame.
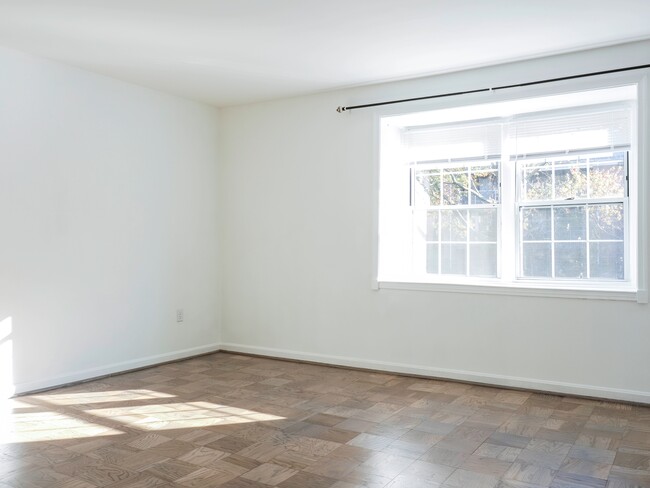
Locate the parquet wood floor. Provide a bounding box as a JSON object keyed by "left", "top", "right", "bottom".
{"left": 2, "top": 352, "right": 650, "bottom": 487}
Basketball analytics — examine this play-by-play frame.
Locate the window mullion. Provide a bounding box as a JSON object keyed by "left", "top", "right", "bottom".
{"left": 501, "top": 123, "right": 516, "bottom": 282}
{"left": 551, "top": 207, "right": 556, "bottom": 278}
{"left": 586, "top": 204, "right": 591, "bottom": 279}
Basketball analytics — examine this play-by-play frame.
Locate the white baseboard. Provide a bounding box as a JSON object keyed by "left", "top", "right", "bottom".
{"left": 13, "top": 341, "right": 650, "bottom": 405}
{"left": 12, "top": 343, "right": 222, "bottom": 396}
{"left": 220, "top": 342, "right": 650, "bottom": 405}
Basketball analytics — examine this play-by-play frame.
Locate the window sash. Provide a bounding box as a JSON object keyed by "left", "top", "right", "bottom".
{"left": 512, "top": 149, "right": 629, "bottom": 282}
{"left": 411, "top": 205, "right": 501, "bottom": 278}
{"left": 515, "top": 201, "right": 628, "bottom": 281}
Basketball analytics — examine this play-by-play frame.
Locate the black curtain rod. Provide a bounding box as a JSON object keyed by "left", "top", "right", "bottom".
{"left": 335, "top": 63, "right": 650, "bottom": 113}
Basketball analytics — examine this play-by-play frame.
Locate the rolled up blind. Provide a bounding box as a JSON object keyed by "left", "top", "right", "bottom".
{"left": 402, "top": 121, "right": 502, "bottom": 162}
{"left": 509, "top": 103, "right": 632, "bottom": 158}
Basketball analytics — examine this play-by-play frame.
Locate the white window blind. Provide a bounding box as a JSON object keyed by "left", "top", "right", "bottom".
{"left": 509, "top": 104, "right": 632, "bottom": 158}
{"left": 402, "top": 121, "right": 502, "bottom": 162}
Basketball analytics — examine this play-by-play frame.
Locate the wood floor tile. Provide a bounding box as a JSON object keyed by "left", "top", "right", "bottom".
{"left": 102, "top": 473, "right": 171, "bottom": 488}
{"left": 270, "top": 449, "right": 319, "bottom": 470}
{"left": 341, "top": 467, "right": 393, "bottom": 488}
{"left": 421, "top": 445, "right": 472, "bottom": 467}
{"left": 474, "top": 443, "right": 522, "bottom": 462}
{"left": 128, "top": 434, "right": 172, "bottom": 450}
{"left": 550, "top": 471, "right": 607, "bottom": 487}
{"left": 402, "top": 459, "right": 455, "bottom": 484}
{"left": 606, "top": 479, "right": 650, "bottom": 488}
{"left": 276, "top": 471, "right": 337, "bottom": 488}
{"left": 216, "top": 454, "right": 261, "bottom": 472}
{"left": 385, "top": 474, "right": 442, "bottom": 487}
{"left": 3, "top": 352, "right": 650, "bottom": 488}
{"left": 346, "top": 433, "right": 393, "bottom": 451}
{"left": 143, "top": 459, "right": 200, "bottom": 482}
{"left": 333, "top": 418, "right": 378, "bottom": 433}
{"left": 178, "top": 446, "right": 230, "bottom": 468}
{"left": 613, "top": 448, "right": 650, "bottom": 470}
{"left": 77, "top": 463, "right": 139, "bottom": 487}
{"left": 205, "top": 435, "right": 256, "bottom": 454}
{"left": 503, "top": 461, "right": 556, "bottom": 486}
{"left": 219, "top": 478, "right": 271, "bottom": 488}
{"left": 303, "top": 454, "right": 361, "bottom": 479}
{"left": 461, "top": 454, "right": 513, "bottom": 477}
{"left": 51, "top": 479, "right": 102, "bottom": 488}
{"left": 240, "top": 463, "right": 298, "bottom": 485}
{"left": 306, "top": 413, "right": 347, "bottom": 427}
{"left": 568, "top": 446, "right": 616, "bottom": 465}
{"left": 175, "top": 466, "right": 225, "bottom": 487}
{"left": 443, "top": 468, "right": 500, "bottom": 488}
{"left": 285, "top": 423, "right": 358, "bottom": 444}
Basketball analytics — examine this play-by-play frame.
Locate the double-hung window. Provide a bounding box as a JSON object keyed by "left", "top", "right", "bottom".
{"left": 409, "top": 122, "right": 501, "bottom": 278}
{"left": 377, "top": 81, "right": 642, "bottom": 299}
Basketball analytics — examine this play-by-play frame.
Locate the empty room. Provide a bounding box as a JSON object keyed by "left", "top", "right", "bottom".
{"left": 2, "top": 1, "right": 650, "bottom": 487}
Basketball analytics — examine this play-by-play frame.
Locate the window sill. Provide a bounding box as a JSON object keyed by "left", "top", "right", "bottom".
{"left": 376, "top": 279, "right": 646, "bottom": 303}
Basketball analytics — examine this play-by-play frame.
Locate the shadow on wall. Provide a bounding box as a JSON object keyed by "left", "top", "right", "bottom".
{"left": 0, "top": 316, "right": 14, "bottom": 398}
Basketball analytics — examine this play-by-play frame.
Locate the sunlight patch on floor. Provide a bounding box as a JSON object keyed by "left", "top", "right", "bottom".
{"left": 1, "top": 410, "right": 123, "bottom": 443}
{"left": 85, "top": 401, "right": 285, "bottom": 430}
{"left": 35, "top": 389, "right": 176, "bottom": 405}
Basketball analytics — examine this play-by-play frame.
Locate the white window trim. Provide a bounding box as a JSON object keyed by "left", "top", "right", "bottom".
{"left": 371, "top": 70, "right": 649, "bottom": 303}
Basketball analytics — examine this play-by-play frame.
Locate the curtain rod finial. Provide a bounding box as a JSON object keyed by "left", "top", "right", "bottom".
{"left": 336, "top": 106, "right": 347, "bottom": 113}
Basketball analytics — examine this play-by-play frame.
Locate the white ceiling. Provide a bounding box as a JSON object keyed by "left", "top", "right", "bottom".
{"left": 1, "top": 0, "right": 649, "bottom": 107}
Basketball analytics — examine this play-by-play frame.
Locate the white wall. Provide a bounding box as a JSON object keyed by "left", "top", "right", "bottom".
{"left": 219, "top": 40, "right": 650, "bottom": 403}
{"left": 0, "top": 47, "right": 221, "bottom": 395}
{"left": 3, "top": 39, "right": 649, "bottom": 403}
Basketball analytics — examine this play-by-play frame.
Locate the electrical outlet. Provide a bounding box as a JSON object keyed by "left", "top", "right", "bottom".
{"left": 176, "top": 308, "right": 184, "bottom": 323}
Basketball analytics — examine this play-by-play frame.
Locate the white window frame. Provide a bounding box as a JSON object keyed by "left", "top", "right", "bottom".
{"left": 411, "top": 159, "right": 501, "bottom": 277}
{"left": 514, "top": 152, "right": 630, "bottom": 283}
{"left": 372, "top": 71, "right": 649, "bottom": 303}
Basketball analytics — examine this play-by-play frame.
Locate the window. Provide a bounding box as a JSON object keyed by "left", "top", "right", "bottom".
{"left": 377, "top": 83, "right": 641, "bottom": 298}
{"left": 414, "top": 159, "right": 499, "bottom": 277}
{"left": 518, "top": 150, "right": 627, "bottom": 280}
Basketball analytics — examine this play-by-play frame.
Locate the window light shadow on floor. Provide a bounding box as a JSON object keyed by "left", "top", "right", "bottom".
{"left": 33, "top": 389, "right": 176, "bottom": 405}
{"left": 2, "top": 389, "right": 285, "bottom": 443}
{"left": 3, "top": 409, "right": 124, "bottom": 443}
{"left": 86, "top": 401, "right": 285, "bottom": 431}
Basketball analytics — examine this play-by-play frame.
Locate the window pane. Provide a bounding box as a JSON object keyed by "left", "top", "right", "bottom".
{"left": 522, "top": 243, "right": 552, "bottom": 277}
{"left": 522, "top": 207, "right": 551, "bottom": 241}
{"left": 590, "top": 242, "right": 624, "bottom": 280}
{"left": 470, "top": 244, "right": 497, "bottom": 277}
{"left": 589, "top": 153, "right": 625, "bottom": 198}
{"left": 555, "top": 159, "right": 587, "bottom": 199}
{"left": 555, "top": 242, "right": 586, "bottom": 278}
{"left": 470, "top": 166, "right": 499, "bottom": 204}
{"left": 415, "top": 171, "right": 441, "bottom": 206}
{"left": 426, "top": 243, "right": 439, "bottom": 274}
{"left": 426, "top": 210, "right": 439, "bottom": 241}
{"left": 589, "top": 204, "right": 624, "bottom": 241}
{"left": 442, "top": 167, "right": 469, "bottom": 205}
{"left": 441, "top": 209, "right": 467, "bottom": 241}
{"left": 441, "top": 243, "right": 467, "bottom": 275}
{"left": 469, "top": 208, "right": 497, "bottom": 242}
{"left": 554, "top": 206, "right": 586, "bottom": 241}
{"left": 522, "top": 161, "right": 552, "bottom": 200}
